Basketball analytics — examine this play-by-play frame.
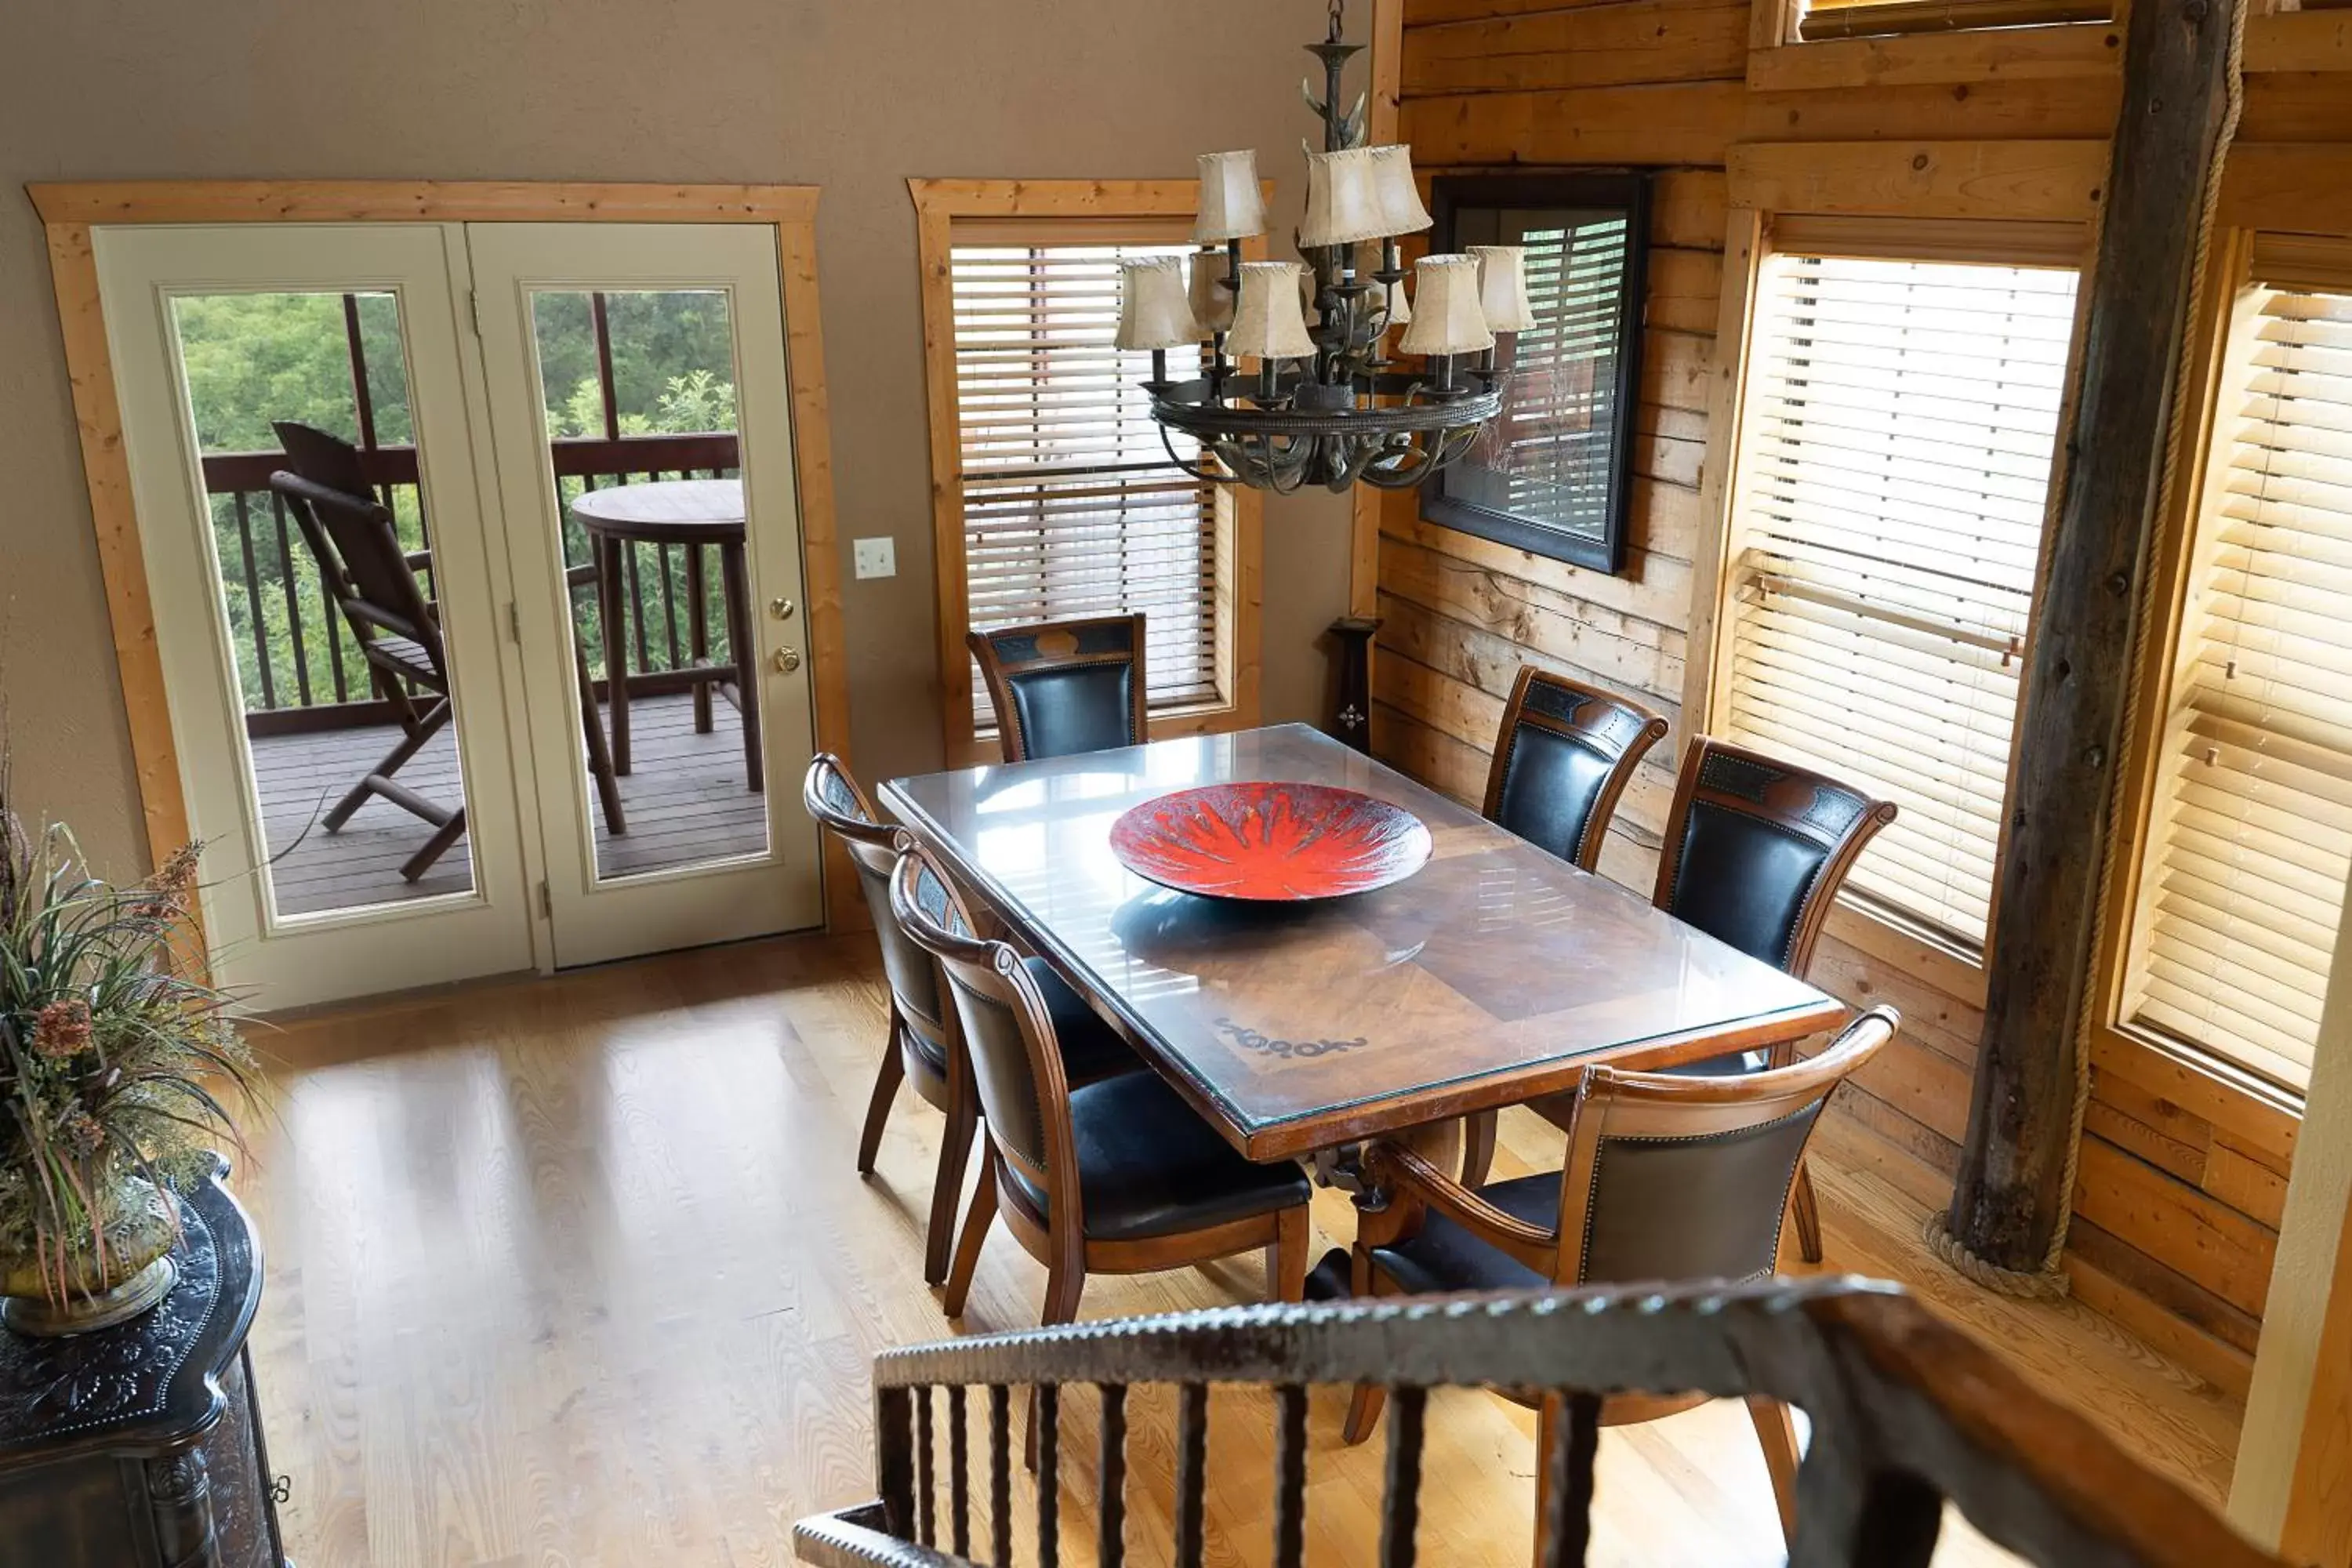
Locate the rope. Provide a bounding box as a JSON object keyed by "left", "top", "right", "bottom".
{"left": 1928, "top": 0, "right": 2246, "bottom": 1301}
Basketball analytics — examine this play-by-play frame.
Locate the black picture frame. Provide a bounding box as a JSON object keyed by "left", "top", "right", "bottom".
{"left": 1421, "top": 172, "right": 1652, "bottom": 574}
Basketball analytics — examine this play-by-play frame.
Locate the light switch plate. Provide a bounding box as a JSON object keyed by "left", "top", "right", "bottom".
{"left": 853, "top": 536, "right": 897, "bottom": 579}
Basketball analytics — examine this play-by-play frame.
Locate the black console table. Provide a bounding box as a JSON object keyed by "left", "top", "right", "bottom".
{"left": 0, "top": 1159, "right": 288, "bottom": 1567}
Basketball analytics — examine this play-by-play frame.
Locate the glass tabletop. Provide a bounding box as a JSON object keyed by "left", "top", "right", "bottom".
{"left": 881, "top": 724, "right": 1844, "bottom": 1160}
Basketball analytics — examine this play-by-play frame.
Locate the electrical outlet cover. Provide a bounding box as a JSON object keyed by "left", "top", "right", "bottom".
{"left": 853, "top": 537, "right": 897, "bottom": 579}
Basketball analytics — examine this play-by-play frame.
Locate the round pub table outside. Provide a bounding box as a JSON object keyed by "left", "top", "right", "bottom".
{"left": 569, "top": 477, "right": 763, "bottom": 793}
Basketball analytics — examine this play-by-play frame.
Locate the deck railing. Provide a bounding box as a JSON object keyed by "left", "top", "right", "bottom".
{"left": 205, "top": 433, "right": 739, "bottom": 737}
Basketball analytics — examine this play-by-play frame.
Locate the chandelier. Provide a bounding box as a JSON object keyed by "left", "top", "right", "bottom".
{"left": 1115, "top": 0, "right": 1532, "bottom": 495}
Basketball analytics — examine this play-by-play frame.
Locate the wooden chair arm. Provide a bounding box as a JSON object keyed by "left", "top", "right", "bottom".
{"left": 406, "top": 547, "right": 434, "bottom": 572}
{"left": 1365, "top": 1140, "right": 1560, "bottom": 1276}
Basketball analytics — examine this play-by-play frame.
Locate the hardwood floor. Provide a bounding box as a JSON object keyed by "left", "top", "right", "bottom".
{"left": 235, "top": 934, "right": 2245, "bottom": 1566}
{"left": 248, "top": 691, "right": 768, "bottom": 915}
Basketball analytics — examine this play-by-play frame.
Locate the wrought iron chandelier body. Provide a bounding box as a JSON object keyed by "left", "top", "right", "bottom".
{"left": 1123, "top": 0, "right": 1520, "bottom": 495}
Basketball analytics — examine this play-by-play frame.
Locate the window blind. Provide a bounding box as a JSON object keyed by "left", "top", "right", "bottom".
{"left": 1726, "top": 251, "right": 2080, "bottom": 949}
{"left": 1490, "top": 216, "right": 1628, "bottom": 539}
{"left": 949, "top": 241, "right": 1219, "bottom": 728}
{"left": 2125, "top": 285, "right": 2352, "bottom": 1092}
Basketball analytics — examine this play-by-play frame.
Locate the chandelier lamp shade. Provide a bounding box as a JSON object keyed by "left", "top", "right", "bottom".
{"left": 1114, "top": 0, "right": 1519, "bottom": 494}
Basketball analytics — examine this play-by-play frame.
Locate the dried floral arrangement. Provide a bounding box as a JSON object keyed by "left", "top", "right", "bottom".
{"left": 0, "top": 764, "right": 256, "bottom": 1312}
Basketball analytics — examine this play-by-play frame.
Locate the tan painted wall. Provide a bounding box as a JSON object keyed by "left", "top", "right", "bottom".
{"left": 0, "top": 0, "right": 1350, "bottom": 879}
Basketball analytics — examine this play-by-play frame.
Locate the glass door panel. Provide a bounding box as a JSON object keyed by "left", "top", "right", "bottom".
{"left": 524, "top": 285, "right": 765, "bottom": 882}
{"left": 169, "top": 288, "right": 480, "bottom": 916}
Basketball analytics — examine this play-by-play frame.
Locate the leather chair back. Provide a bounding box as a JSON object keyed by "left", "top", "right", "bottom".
{"left": 967, "top": 614, "right": 1148, "bottom": 763}
{"left": 1653, "top": 737, "right": 1896, "bottom": 975}
{"left": 271, "top": 421, "right": 443, "bottom": 673}
{"left": 802, "top": 755, "right": 964, "bottom": 1062}
{"left": 1482, "top": 667, "right": 1669, "bottom": 873}
{"left": 890, "top": 844, "right": 1074, "bottom": 1214}
{"left": 1556, "top": 1007, "right": 1896, "bottom": 1285}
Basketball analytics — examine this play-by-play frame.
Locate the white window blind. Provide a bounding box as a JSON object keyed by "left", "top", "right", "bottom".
{"left": 949, "top": 240, "right": 1219, "bottom": 726}
{"left": 2125, "top": 285, "right": 2352, "bottom": 1092}
{"left": 1726, "top": 251, "right": 2080, "bottom": 949}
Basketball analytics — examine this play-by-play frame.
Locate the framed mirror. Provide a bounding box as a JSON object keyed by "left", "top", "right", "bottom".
{"left": 1421, "top": 172, "right": 1651, "bottom": 573}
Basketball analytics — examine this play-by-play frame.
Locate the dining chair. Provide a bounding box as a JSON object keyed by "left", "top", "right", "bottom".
{"left": 272, "top": 421, "right": 623, "bottom": 878}
{"left": 887, "top": 839, "right": 1312, "bottom": 1337}
{"left": 1459, "top": 666, "right": 1671, "bottom": 1185}
{"left": 1482, "top": 665, "right": 1670, "bottom": 873}
{"left": 800, "top": 756, "right": 1136, "bottom": 1283}
{"left": 1645, "top": 735, "right": 1898, "bottom": 1263}
{"left": 967, "top": 613, "right": 1148, "bottom": 763}
{"left": 1342, "top": 1004, "right": 1900, "bottom": 1555}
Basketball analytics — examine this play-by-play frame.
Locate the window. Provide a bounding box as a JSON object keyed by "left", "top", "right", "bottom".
{"left": 2122, "top": 258, "right": 2352, "bottom": 1093}
{"left": 1722, "top": 232, "right": 2081, "bottom": 950}
{"left": 1422, "top": 174, "right": 1649, "bottom": 573}
{"left": 1792, "top": 0, "right": 2110, "bottom": 40}
{"left": 914, "top": 182, "right": 1261, "bottom": 758}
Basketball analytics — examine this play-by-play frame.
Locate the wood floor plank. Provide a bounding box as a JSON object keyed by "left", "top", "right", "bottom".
{"left": 233, "top": 935, "right": 2238, "bottom": 1566}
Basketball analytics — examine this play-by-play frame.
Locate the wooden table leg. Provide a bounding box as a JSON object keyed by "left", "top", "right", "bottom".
{"left": 687, "top": 541, "right": 713, "bottom": 735}
{"left": 597, "top": 533, "right": 632, "bottom": 776}
{"left": 720, "top": 539, "right": 763, "bottom": 794}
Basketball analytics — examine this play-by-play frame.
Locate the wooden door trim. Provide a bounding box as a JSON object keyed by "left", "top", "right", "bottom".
{"left": 29, "top": 180, "right": 860, "bottom": 933}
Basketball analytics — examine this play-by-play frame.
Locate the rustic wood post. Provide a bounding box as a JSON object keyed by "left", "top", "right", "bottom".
{"left": 1946, "top": 0, "right": 2238, "bottom": 1272}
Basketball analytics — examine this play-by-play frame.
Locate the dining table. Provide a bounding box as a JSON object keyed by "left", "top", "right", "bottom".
{"left": 880, "top": 723, "right": 1848, "bottom": 1182}
{"left": 570, "top": 477, "right": 763, "bottom": 791}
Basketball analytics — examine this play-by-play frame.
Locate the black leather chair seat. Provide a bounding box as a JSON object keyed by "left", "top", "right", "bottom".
{"left": 1024, "top": 956, "right": 1138, "bottom": 1084}
{"left": 1008, "top": 1069, "right": 1311, "bottom": 1241}
{"left": 1371, "top": 1172, "right": 1559, "bottom": 1294}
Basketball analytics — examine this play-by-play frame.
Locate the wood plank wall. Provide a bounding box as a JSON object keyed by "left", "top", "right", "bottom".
{"left": 1376, "top": 0, "right": 2341, "bottom": 1401}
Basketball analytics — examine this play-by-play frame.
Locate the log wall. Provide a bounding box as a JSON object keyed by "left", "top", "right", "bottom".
{"left": 1375, "top": 0, "right": 2345, "bottom": 1401}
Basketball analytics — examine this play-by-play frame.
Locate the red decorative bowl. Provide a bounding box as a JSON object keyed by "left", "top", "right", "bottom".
{"left": 1109, "top": 782, "right": 1432, "bottom": 902}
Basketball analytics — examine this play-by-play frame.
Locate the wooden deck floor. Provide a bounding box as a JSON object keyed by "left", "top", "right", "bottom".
{"left": 249, "top": 691, "right": 768, "bottom": 915}
{"left": 237, "top": 934, "right": 2246, "bottom": 1568}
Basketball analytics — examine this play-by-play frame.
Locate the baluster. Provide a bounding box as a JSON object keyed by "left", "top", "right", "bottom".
{"left": 1274, "top": 1384, "right": 1308, "bottom": 1568}
{"left": 1037, "top": 1385, "right": 1060, "bottom": 1568}
{"left": 1099, "top": 1384, "right": 1128, "bottom": 1568}
{"left": 659, "top": 540, "right": 681, "bottom": 672}
{"left": 321, "top": 554, "right": 350, "bottom": 705}
{"left": 1537, "top": 1392, "right": 1602, "bottom": 1568}
{"left": 949, "top": 1384, "right": 971, "bottom": 1558}
{"left": 1174, "top": 1383, "right": 1208, "bottom": 1568}
{"left": 876, "top": 1386, "right": 916, "bottom": 1543}
{"left": 270, "top": 492, "right": 313, "bottom": 709}
{"left": 915, "top": 1385, "right": 936, "bottom": 1547}
{"left": 232, "top": 492, "right": 275, "bottom": 710}
{"left": 989, "top": 1385, "right": 1011, "bottom": 1567}
{"left": 625, "top": 535, "right": 650, "bottom": 674}
{"left": 1378, "top": 1387, "right": 1428, "bottom": 1568}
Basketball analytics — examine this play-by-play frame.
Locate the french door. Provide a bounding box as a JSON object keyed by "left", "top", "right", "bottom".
{"left": 468, "top": 223, "right": 820, "bottom": 967}
{"left": 93, "top": 220, "right": 822, "bottom": 1008}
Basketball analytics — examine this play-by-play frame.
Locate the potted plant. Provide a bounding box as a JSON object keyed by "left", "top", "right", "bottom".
{"left": 0, "top": 772, "right": 255, "bottom": 1337}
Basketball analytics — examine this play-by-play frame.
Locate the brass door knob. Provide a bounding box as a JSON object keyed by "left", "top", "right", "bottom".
{"left": 771, "top": 647, "right": 803, "bottom": 673}
{"left": 770, "top": 597, "right": 796, "bottom": 620}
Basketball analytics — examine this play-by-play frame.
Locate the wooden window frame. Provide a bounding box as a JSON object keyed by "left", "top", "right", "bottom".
{"left": 27, "top": 180, "right": 862, "bottom": 937}
{"left": 1687, "top": 196, "right": 2095, "bottom": 989}
{"left": 2088, "top": 210, "right": 2352, "bottom": 1130}
{"left": 910, "top": 178, "right": 1265, "bottom": 768}
{"left": 1744, "top": 0, "right": 2126, "bottom": 94}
